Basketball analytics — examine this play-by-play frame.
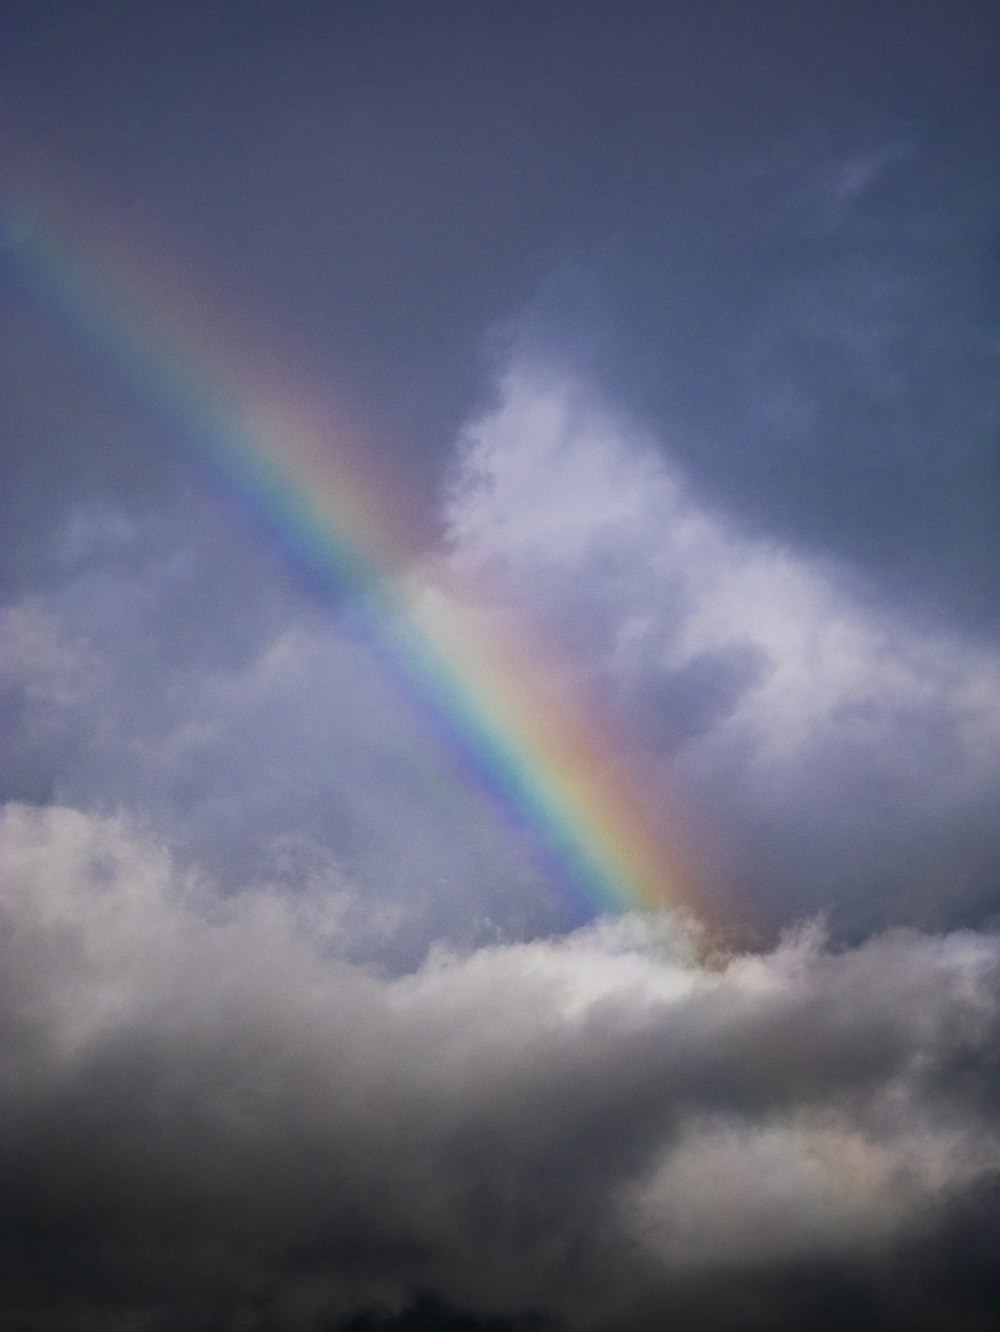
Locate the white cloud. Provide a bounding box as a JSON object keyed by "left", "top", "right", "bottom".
{"left": 443, "top": 362, "right": 1000, "bottom": 918}
{"left": 446, "top": 362, "right": 1000, "bottom": 771}
{"left": 627, "top": 1102, "right": 999, "bottom": 1269}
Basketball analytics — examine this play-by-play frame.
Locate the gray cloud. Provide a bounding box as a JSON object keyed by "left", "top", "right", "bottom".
{"left": 3, "top": 802, "right": 1000, "bottom": 1330}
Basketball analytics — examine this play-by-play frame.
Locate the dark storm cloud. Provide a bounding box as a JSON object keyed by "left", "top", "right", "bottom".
{"left": 3, "top": 802, "right": 1000, "bottom": 1332}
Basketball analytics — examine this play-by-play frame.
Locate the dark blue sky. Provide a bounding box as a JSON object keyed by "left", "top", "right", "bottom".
{"left": 3, "top": 0, "right": 997, "bottom": 622}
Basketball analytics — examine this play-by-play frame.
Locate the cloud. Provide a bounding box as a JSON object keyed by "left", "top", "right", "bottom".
{"left": 0, "top": 560, "right": 570, "bottom": 957}
{"left": 5, "top": 351, "right": 999, "bottom": 946}
{"left": 4, "top": 347, "right": 998, "bottom": 947}
{"left": 3, "top": 802, "right": 1000, "bottom": 1330}
{"left": 443, "top": 361, "right": 1000, "bottom": 929}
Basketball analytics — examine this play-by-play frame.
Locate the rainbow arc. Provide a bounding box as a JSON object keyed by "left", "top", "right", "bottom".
{"left": 3, "top": 167, "right": 709, "bottom": 926}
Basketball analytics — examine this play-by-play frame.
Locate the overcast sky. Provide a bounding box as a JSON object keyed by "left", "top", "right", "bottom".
{"left": 2, "top": 4, "right": 999, "bottom": 1330}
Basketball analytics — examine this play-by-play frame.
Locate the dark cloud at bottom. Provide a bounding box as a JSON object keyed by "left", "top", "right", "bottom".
{"left": 3, "top": 804, "right": 1000, "bottom": 1332}
{"left": 341, "top": 1196, "right": 1000, "bottom": 1332}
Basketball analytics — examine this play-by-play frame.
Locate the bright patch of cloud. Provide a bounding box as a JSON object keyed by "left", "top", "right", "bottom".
{"left": 444, "top": 362, "right": 1000, "bottom": 923}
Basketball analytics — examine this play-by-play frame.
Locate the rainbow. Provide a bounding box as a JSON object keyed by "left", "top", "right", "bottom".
{"left": 3, "top": 164, "right": 709, "bottom": 927}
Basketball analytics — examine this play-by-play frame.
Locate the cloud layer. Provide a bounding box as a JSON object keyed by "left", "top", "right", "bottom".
{"left": 4, "top": 802, "right": 1000, "bottom": 1330}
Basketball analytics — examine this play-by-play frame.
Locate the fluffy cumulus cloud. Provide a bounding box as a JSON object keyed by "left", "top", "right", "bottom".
{"left": 444, "top": 362, "right": 1000, "bottom": 930}
{"left": 3, "top": 802, "right": 1000, "bottom": 1331}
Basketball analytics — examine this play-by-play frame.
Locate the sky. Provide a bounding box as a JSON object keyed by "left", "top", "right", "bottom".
{"left": 1, "top": 2, "right": 999, "bottom": 1329}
